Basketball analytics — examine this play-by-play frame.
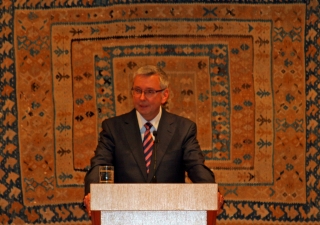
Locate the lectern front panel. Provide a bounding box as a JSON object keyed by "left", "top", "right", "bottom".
{"left": 101, "top": 211, "right": 207, "bottom": 225}
{"left": 91, "top": 183, "right": 218, "bottom": 225}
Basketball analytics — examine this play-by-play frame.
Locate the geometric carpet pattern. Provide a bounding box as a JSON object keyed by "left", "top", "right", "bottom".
{"left": 1, "top": 0, "right": 320, "bottom": 224}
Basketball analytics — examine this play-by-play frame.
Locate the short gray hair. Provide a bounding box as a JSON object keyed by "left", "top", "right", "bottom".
{"left": 133, "top": 65, "right": 169, "bottom": 89}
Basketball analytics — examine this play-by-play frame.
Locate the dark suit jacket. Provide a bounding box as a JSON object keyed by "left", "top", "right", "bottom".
{"left": 84, "top": 108, "right": 215, "bottom": 194}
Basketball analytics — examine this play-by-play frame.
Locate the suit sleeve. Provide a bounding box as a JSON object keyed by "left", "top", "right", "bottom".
{"left": 182, "top": 121, "right": 215, "bottom": 183}
{"left": 84, "top": 119, "right": 115, "bottom": 195}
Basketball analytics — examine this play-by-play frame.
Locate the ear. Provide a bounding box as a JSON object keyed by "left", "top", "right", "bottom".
{"left": 161, "top": 88, "right": 169, "bottom": 104}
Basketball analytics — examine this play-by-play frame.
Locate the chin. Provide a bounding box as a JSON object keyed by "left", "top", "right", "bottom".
{"left": 138, "top": 105, "right": 149, "bottom": 111}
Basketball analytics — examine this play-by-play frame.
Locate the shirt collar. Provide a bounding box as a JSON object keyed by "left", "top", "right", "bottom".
{"left": 136, "top": 107, "right": 162, "bottom": 133}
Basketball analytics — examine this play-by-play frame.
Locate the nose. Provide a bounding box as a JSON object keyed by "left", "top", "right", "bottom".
{"left": 139, "top": 91, "right": 146, "bottom": 100}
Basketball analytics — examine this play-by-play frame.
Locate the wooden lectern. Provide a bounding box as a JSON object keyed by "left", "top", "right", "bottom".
{"left": 91, "top": 183, "right": 218, "bottom": 225}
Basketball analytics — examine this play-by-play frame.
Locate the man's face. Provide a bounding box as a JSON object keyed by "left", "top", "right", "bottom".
{"left": 132, "top": 74, "right": 169, "bottom": 121}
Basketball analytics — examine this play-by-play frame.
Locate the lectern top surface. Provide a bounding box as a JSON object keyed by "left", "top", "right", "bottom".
{"left": 90, "top": 183, "right": 218, "bottom": 211}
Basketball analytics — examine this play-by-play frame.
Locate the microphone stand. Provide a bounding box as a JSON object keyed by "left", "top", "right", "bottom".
{"left": 152, "top": 131, "right": 158, "bottom": 183}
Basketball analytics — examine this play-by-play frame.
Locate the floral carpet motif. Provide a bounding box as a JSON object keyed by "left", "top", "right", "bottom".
{"left": 1, "top": 0, "right": 319, "bottom": 224}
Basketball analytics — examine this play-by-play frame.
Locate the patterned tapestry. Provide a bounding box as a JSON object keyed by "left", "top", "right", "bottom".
{"left": 1, "top": 0, "right": 319, "bottom": 224}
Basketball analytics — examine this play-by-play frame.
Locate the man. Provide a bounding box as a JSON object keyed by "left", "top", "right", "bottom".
{"left": 84, "top": 65, "right": 223, "bottom": 215}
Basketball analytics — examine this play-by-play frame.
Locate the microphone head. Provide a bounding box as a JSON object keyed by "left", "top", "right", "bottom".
{"left": 153, "top": 130, "right": 158, "bottom": 137}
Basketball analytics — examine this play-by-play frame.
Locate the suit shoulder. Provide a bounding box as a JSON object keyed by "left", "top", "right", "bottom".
{"left": 166, "top": 111, "right": 196, "bottom": 126}
{"left": 101, "top": 110, "right": 134, "bottom": 125}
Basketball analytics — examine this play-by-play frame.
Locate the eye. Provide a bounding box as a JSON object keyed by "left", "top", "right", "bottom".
{"left": 134, "top": 88, "right": 142, "bottom": 94}
{"left": 146, "top": 89, "right": 155, "bottom": 94}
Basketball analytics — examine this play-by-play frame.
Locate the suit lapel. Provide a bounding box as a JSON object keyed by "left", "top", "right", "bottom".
{"left": 122, "top": 109, "right": 148, "bottom": 181}
{"left": 147, "top": 109, "right": 175, "bottom": 182}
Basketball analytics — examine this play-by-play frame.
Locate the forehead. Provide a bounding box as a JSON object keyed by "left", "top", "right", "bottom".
{"left": 133, "top": 74, "right": 161, "bottom": 88}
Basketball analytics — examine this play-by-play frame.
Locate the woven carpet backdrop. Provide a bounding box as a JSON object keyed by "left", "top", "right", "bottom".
{"left": 0, "top": 0, "right": 319, "bottom": 224}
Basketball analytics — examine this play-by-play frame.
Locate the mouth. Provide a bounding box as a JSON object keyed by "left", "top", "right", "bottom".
{"left": 139, "top": 104, "right": 149, "bottom": 109}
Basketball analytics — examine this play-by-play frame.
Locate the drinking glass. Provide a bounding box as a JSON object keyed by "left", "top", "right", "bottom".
{"left": 99, "top": 165, "right": 114, "bottom": 183}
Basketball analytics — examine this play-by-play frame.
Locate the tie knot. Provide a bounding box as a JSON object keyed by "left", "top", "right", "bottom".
{"left": 144, "top": 122, "right": 152, "bottom": 130}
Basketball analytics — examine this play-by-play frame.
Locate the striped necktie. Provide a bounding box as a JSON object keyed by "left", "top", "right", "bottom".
{"left": 143, "top": 122, "right": 153, "bottom": 174}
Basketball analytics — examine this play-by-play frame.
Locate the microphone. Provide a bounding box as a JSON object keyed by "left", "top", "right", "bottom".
{"left": 152, "top": 130, "right": 159, "bottom": 183}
